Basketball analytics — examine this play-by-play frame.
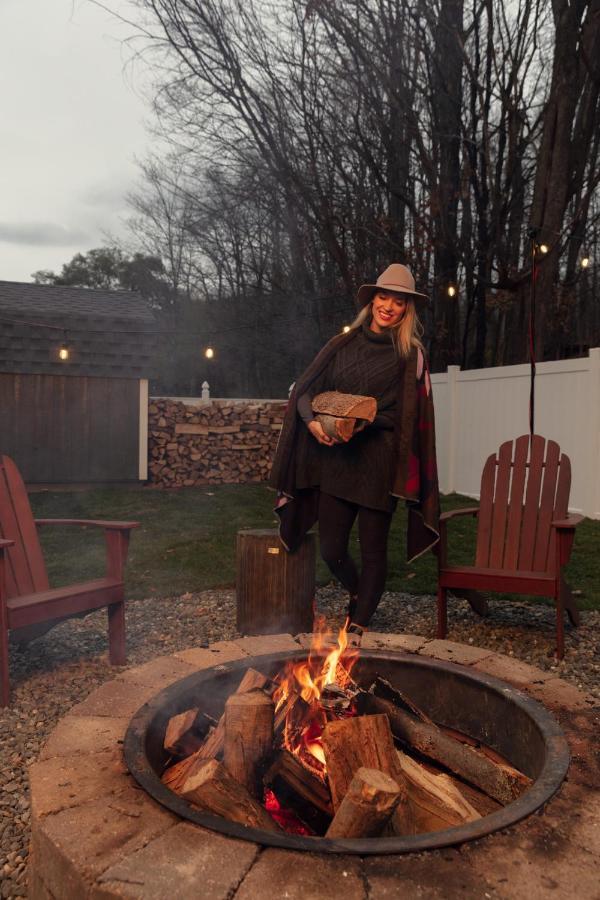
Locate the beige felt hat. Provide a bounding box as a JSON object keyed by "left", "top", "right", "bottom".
{"left": 357, "top": 263, "right": 428, "bottom": 307}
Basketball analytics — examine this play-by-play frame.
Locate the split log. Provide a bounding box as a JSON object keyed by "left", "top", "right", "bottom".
{"left": 273, "top": 691, "right": 310, "bottom": 739}
{"left": 325, "top": 767, "right": 402, "bottom": 839}
{"left": 370, "top": 676, "right": 434, "bottom": 724}
{"left": 359, "top": 692, "right": 531, "bottom": 805}
{"left": 194, "top": 667, "right": 272, "bottom": 762}
{"left": 224, "top": 690, "right": 274, "bottom": 798}
{"left": 321, "top": 714, "right": 409, "bottom": 834}
{"left": 163, "top": 709, "right": 215, "bottom": 758}
{"left": 161, "top": 748, "right": 209, "bottom": 793}
{"left": 321, "top": 714, "right": 405, "bottom": 810}
{"left": 395, "top": 750, "right": 481, "bottom": 833}
{"left": 264, "top": 749, "right": 333, "bottom": 817}
{"left": 180, "top": 758, "right": 280, "bottom": 832}
{"left": 410, "top": 753, "right": 502, "bottom": 818}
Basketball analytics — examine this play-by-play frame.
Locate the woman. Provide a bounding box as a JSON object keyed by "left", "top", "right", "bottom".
{"left": 271, "top": 263, "right": 439, "bottom": 638}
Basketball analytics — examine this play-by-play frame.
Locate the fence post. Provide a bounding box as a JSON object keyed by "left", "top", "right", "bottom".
{"left": 139, "top": 379, "right": 148, "bottom": 481}
{"left": 588, "top": 348, "right": 600, "bottom": 518}
{"left": 202, "top": 381, "right": 210, "bottom": 401}
{"left": 446, "top": 365, "right": 460, "bottom": 494}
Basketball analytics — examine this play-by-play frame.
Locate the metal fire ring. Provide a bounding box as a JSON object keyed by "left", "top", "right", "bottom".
{"left": 123, "top": 649, "right": 570, "bottom": 855}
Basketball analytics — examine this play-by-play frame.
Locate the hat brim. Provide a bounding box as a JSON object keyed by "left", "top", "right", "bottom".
{"left": 356, "top": 283, "right": 428, "bottom": 308}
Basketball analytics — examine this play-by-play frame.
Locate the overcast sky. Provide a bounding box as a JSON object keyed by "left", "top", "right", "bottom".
{"left": 0, "top": 0, "right": 152, "bottom": 282}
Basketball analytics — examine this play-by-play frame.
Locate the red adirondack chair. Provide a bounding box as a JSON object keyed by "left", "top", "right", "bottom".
{"left": 0, "top": 455, "right": 139, "bottom": 705}
{"left": 437, "top": 435, "right": 583, "bottom": 659}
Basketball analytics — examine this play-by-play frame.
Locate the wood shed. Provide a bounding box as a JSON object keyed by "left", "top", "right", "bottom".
{"left": 0, "top": 280, "right": 157, "bottom": 483}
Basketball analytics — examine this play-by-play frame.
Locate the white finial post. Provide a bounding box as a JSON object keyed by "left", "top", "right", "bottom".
{"left": 202, "top": 380, "right": 210, "bottom": 400}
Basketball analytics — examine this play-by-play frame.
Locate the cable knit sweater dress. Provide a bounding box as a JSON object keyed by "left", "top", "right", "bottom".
{"left": 295, "top": 322, "right": 405, "bottom": 512}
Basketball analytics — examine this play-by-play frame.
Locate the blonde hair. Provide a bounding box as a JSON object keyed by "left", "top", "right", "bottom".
{"left": 349, "top": 293, "right": 424, "bottom": 358}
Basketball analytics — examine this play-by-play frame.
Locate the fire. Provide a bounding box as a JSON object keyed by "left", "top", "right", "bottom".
{"left": 272, "top": 617, "right": 359, "bottom": 778}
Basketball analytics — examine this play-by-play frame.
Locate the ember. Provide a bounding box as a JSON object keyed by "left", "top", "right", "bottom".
{"left": 263, "top": 788, "right": 314, "bottom": 835}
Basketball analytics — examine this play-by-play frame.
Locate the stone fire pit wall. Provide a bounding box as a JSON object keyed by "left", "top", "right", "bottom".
{"left": 148, "top": 398, "right": 287, "bottom": 487}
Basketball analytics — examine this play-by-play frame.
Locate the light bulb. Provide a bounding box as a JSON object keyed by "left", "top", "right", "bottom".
{"left": 59, "top": 346, "right": 69, "bottom": 361}
{"left": 205, "top": 347, "right": 214, "bottom": 359}
{"left": 581, "top": 256, "right": 590, "bottom": 269}
{"left": 539, "top": 243, "right": 549, "bottom": 254}
{"left": 342, "top": 325, "right": 350, "bottom": 333}
{"left": 447, "top": 285, "right": 456, "bottom": 298}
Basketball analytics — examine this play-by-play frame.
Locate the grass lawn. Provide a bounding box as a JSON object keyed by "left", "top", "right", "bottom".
{"left": 29, "top": 484, "right": 600, "bottom": 610}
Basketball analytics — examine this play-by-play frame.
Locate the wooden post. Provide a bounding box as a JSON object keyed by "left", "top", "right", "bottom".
{"left": 236, "top": 529, "right": 315, "bottom": 635}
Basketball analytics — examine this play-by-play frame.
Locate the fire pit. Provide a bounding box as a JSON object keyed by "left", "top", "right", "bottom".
{"left": 124, "top": 645, "right": 570, "bottom": 854}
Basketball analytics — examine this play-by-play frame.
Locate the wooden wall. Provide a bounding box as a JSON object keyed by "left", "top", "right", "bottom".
{"left": 0, "top": 373, "right": 141, "bottom": 483}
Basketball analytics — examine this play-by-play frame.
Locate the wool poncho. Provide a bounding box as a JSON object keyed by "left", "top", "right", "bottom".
{"left": 296, "top": 323, "right": 401, "bottom": 512}
{"left": 270, "top": 327, "right": 440, "bottom": 562}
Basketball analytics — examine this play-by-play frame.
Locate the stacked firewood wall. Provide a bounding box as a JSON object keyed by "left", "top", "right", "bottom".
{"left": 148, "top": 398, "right": 287, "bottom": 486}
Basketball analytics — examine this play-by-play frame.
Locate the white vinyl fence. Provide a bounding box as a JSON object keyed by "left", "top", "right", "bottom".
{"left": 431, "top": 348, "right": 600, "bottom": 519}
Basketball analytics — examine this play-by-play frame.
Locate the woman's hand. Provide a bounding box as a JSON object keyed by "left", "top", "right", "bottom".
{"left": 307, "top": 420, "right": 336, "bottom": 446}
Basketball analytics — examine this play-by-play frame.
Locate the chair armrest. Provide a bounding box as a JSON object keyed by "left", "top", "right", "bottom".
{"left": 552, "top": 516, "right": 584, "bottom": 567}
{"left": 440, "top": 507, "right": 479, "bottom": 523}
{"left": 552, "top": 515, "right": 584, "bottom": 530}
{"left": 35, "top": 519, "right": 139, "bottom": 530}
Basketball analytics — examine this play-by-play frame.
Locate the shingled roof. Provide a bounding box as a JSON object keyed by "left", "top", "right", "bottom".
{"left": 0, "top": 280, "right": 158, "bottom": 378}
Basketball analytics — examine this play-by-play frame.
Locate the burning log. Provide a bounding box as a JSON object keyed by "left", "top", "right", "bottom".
{"left": 360, "top": 682, "right": 531, "bottom": 805}
{"left": 264, "top": 749, "right": 334, "bottom": 817}
{"left": 224, "top": 690, "right": 274, "bottom": 798}
{"left": 180, "top": 758, "right": 280, "bottom": 832}
{"left": 273, "top": 690, "right": 310, "bottom": 739}
{"left": 325, "top": 767, "right": 402, "bottom": 839}
{"left": 395, "top": 751, "right": 481, "bottom": 833}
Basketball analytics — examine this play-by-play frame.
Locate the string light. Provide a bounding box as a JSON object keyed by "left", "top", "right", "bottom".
{"left": 581, "top": 255, "right": 590, "bottom": 269}
{"left": 447, "top": 285, "right": 456, "bottom": 298}
{"left": 342, "top": 325, "right": 351, "bottom": 333}
{"left": 58, "top": 329, "right": 69, "bottom": 361}
{"left": 538, "top": 243, "right": 549, "bottom": 255}
{"left": 204, "top": 347, "right": 214, "bottom": 359}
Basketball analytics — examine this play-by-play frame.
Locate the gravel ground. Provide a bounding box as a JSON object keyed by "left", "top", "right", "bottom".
{"left": 1, "top": 587, "right": 598, "bottom": 897}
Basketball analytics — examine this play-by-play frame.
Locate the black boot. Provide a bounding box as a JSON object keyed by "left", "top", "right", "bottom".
{"left": 346, "top": 593, "right": 358, "bottom": 623}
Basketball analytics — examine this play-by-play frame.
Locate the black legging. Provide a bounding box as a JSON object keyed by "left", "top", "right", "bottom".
{"left": 318, "top": 492, "right": 394, "bottom": 628}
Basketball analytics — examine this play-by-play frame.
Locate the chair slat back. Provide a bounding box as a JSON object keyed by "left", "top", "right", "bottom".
{"left": 518, "top": 435, "right": 546, "bottom": 570}
{"left": 475, "top": 436, "right": 571, "bottom": 573}
{"left": 0, "top": 456, "right": 49, "bottom": 598}
{"left": 503, "top": 435, "right": 529, "bottom": 568}
{"left": 488, "top": 440, "right": 513, "bottom": 568}
{"left": 474, "top": 455, "right": 496, "bottom": 567}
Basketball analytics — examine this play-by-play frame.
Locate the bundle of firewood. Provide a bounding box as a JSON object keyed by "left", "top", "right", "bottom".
{"left": 160, "top": 666, "right": 531, "bottom": 839}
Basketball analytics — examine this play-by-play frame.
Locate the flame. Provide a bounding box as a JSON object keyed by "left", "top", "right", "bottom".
{"left": 272, "top": 618, "right": 359, "bottom": 778}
